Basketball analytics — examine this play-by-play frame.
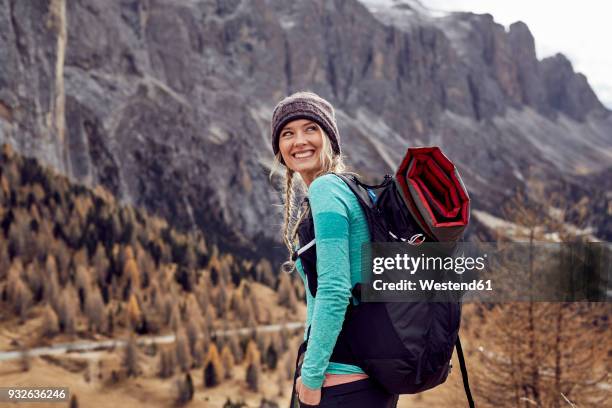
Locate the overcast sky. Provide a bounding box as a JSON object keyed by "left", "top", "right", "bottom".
{"left": 420, "top": 0, "right": 612, "bottom": 109}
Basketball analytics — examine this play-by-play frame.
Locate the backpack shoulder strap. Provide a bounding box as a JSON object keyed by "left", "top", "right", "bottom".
{"left": 333, "top": 173, "right": 375, "bottom": 209}
{"left": 456, "top": 335, "right": 476, "bottom": 408}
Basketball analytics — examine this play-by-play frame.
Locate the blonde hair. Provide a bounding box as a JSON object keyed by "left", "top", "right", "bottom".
{"left": 268, "top": 124, "right": 359, "bottom": 274}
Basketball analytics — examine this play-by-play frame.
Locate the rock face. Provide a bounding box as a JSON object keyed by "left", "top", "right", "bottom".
{"left": 1, "top": 0, "right": 611, "bottom": 263}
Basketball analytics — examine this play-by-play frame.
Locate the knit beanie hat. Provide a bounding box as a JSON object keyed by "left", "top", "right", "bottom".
{"left": 271, "top": 91, "right": 341, "bottom": 165}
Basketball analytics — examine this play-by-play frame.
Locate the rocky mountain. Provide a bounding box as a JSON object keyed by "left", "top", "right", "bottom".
{"left": 1, "top": 0, "right": 610, "bottom": 265}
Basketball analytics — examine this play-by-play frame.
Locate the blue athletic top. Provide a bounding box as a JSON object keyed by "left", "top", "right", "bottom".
{"left": 294, "top": 173, "right": 371, "bottom": 389}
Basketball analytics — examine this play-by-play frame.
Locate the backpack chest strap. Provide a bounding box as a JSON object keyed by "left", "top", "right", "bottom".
{"left": 291, "top": 238, "right": 316, "bottom": 261}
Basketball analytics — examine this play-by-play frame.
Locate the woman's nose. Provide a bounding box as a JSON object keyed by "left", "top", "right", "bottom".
{"left": 294, "top": 130, "right": 307, "bottom": 145}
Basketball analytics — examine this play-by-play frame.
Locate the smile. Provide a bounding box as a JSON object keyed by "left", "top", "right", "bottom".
{"left": 292, "top": 150, "right": 315, "bottom": 159}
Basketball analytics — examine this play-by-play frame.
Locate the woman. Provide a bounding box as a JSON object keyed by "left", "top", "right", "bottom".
{"left": 268, "top": 91, "right": 399, "bottom": 407}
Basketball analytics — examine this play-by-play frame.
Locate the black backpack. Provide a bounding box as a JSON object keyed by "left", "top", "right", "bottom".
{"left": 289, "top": 172, "right": 475, "bottom": 407}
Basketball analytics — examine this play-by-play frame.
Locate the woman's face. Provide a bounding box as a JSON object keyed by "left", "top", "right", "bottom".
{"left": 278, "top": 119, "right": 324, "bottom": 186}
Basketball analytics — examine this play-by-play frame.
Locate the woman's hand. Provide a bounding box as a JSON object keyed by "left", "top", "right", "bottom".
{"left": 296, "top": 376, "right": 322, "bottom": 406}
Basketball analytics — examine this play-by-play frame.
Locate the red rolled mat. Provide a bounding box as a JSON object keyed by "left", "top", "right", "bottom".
{"left": 395, "top": 147, "right": 470, "bottom": 242}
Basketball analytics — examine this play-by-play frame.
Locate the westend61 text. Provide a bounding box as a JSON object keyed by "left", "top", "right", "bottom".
{"left": 372, "top": 279, "right": 493, "bottom": 292}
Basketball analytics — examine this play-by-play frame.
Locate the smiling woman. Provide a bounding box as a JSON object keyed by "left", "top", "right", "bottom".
{"left": 278, "top": 119, "right": 325, "bottom": 187}
{"left": 268, "top": 91, "right": 399, "bottom": 408}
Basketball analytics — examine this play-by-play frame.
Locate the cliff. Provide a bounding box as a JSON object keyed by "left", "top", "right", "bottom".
{"left": 1, "top": 0, "right": 610, "bottom": 264}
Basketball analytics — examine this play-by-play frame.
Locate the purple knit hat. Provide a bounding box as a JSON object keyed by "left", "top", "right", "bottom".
{"left": 271, "top": 91, "right": 341, "bottom": 165}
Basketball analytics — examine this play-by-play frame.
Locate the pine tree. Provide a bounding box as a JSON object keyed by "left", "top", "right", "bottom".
{"left": 168, "top": 301, "right": 182, "bottom": 332}
{"left": 186, "top": 312, "right": 201, "bottom": 353}
{"left": 0, "top": 241, "right": 11, "bottom": 282}
{"left": 7, "top": 210, "right": 30, "bottom": 262}
{"left": 56, "top": 286, "right": 77, "bottom": 334}
{"left": 255, "top": 258, "right": 276, "bottom": 287}
{"left": 283, "top": 352, "right": 295, "bottom": 381}
{"left": 74, "top": 265, "right": 91, "bottom": 305}
{"left": 220, "top": 344, "right": 235, "bottom": 379}
{"left": 244, "top": 339, "right": 261, "bottom": 367}
{"left": 176, "top": 373, "right": 194, "bottom": 405}
{"left": 9, "top": 275, "right": 32, "bottom": 322}
{"left": 265, "top": 341, "right": 278, "bottom": 370}
{"left": 106, "top": 308, "right": 115, "bottom": 335}
{"left": 215, "top": 282, "right": 229, "bottom": 318}
{"left": 123, "top": 257, "right": 140, "bottom": 297}
{"left": 228, "top": 335, "right": 243, "bottom": 364}
{"left": 246, "top": 361, "right": 260, "bottom": 392}
{"left": 230, "top": 288, "right": 246, "bottom": 316}
{"left": 85, "top": 287, "right": 106, "bottom": 333}
{"left": 123, "top": 336, "right": 140, "bottom": 377}
{"left": 53, "top": 240, "right": 71, "bottom": 286}
{"left": 278, "top": 324, "right": 290, "bottom": 354}
{"left": 24, "top": 261, "right": 43, "bottom": 303}
{"left": 277, "top": 272, "right": 297, "bottom": 312}
{"left": 91, "top": 243, "right": 110, "bottom": 290}
{"left": 249, "top": 293, "right": 262, "bottom": 324}
{"left": 469, "top": 192, "right": 610, "bottom": 408}
{"left": 191, "top": 338, "right": 205, "bottom": 368}
{"left": 197, "top": 285, "right": 210, "bottom": 316}
{"left": 158, "top": 348, "right": 176, "bottom": 379}
{"left": 19, "top": 348, "right": 30, "bottom": 372}
{"left": 43, "top": 259, "right": 61, "bottom": 310}
{"left": 127, "top": 293, "right": 142, "bottom": 331}
{"left": 203, "top": 343, "right": 224, "bottom": 387}
{"left": 42, "top": 305, "right": 59, "bottom": 337}
{"left": 175, "top": 329, "right": 192, "bottom": 372}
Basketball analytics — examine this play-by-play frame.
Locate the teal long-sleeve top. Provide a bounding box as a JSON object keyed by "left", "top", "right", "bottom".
{"left": 294, "top": 173, "right": 371, "bottom": 389}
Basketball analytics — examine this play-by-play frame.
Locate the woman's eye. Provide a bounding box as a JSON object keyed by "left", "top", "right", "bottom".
{"left": 306, "top": 126, "right": 316, "bottom": 132}
{"left": 282, "top": 132, "right": 292, "bottom": 137}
